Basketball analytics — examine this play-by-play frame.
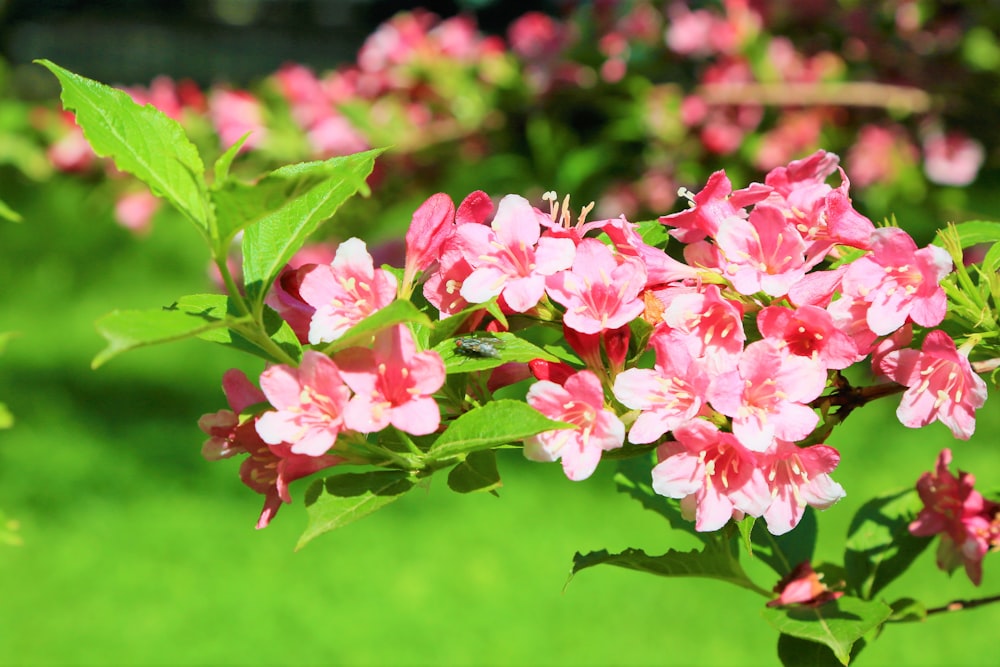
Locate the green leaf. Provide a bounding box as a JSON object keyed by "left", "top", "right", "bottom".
{"left": 777, "top": 633, "right": 865, "bottom": 667}
{"left": 763, "top": 596, "right": 891, "bottom": 665}
{"left": 635, "top": 219, "right": 670, "bottom": 249}
{"left": 886, "top": 597, "right": 927, "bottom": 623}
{"left": 36, "top": 60, "right": 209, "bottom": 232}
{"left": 614, "top": 456, "right": 710, "bottom": 545}
{"left": 92, "top": 305, "right": 231, "bottom": 368}
{"left": 571, "top": 540, "right": 768, "bottom": 595}
{"left": 447, "top": 450, "right": 502, "bottom": 494}
{"left": 212, "top": 132, "right": 250, "bottom": 184}
{"left": 980, "top": 241, "right": 1000, "bottom": 274}
{"left": 844, "top": 488, "right": 931, "bottom": 599}
{"left": 297, "top": 470, "right": 415, "bottom": 549}
{"left": 239, "top": 149, "right": 382, "bottom": 304}
{"left": 173, "top": 294, "right": 302, "bottom": 365}
{"left": 934, "top": 220, "right": 1000, "bottom": 249}
{"left": 427, "top": 399, "right": 570, "bottom": 461}
{"left": 433, "top": 331, "right": 560, "bottom": 375}
{"left": 323, "top": 299, "right": 433, "bottom": 354}
{"left": 751, "top": 508, "right": 818, "bottom": 576}
{"left": 0, "top": 197, "right": 21, "bottom": 223}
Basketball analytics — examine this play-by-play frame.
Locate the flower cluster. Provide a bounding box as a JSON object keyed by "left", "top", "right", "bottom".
{"left": 910, "top": 449, "right": 1000, "bottom": 585}
{"left": 201, "top": 148, "right": 989, "bottom": 540}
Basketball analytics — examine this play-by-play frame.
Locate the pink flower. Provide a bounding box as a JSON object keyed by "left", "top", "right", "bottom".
{"left": 923, "top": 131, "right": 985, "bottom": 187}
{"left": 841, "top": 227, "right": 952, "bottom": 336}
{"left": 651, "top": 420, "right": 771, "bottom": 532}
{"left": 113, "top": 190, "right": 160, "bottom": 235}
{"left": 714, "top": 204, "right": 810, "bottom": 297}
{"left": 455, "top": 194, "right": 576, "bottom": 312}
{"left": 199, "top": 368, "right": 342, "bottom": 529}
{"left": 298, "top": 238, "right": 399, "bottom": 344}
{"left": 198, "top": 369, "right": 268, "bottom": 461}
{"left": 909, "top": 449, "right": 1000, "bottom": 585}
{"left": 767, "top": 562, "right": 844, "bottom": 608}
{"left": 239, "top": 432, "right": 344, "bottom": 530}
{"left": 545, "top": 238, "right": 647, "bottom": 334}
{"left": 335, "top": 325, "right": 445, "bottom": 436}
{"left": 660, "top": 284, "right": 745, "bottom": 373}
{"left": 613, "top": 332, "right": 711, "bottom": 444}
{"left": 881, "top": 330, "right": 988, "bottom": 439}
{"left": 709, "top": 339, "right": 827, "bottom": 452}
{"left": 760, "top": 441, "right": 845, "bottom": 535}
{"left": 658, "top": 170, "right": 771, "bottom": 243}
{"left": 757, "top": 304, "right": 861, "bottom": 370}
{"left": 524, "top": 370, "right": 625, "bottom": 481}
{"left": 208, "top": 88, "right": 267, "bottom": 151}
{"left": 255, "top": 351, "right": 351, "bottom": 456}
{"left": 403, "top": 192, "right": 457, "bottom": 283}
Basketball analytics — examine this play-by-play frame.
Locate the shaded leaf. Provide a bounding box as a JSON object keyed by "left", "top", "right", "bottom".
{"left": 174, "top": 294, "right": 301, "bottom": 364}
{"left": 777, "top": 633, "right": 866, "bottom": 667}
{"left": 614, "top": 456, "right": 710, "bottom": 545}
{"left": 763, "top": 596, "right": 890, "bottom": 666}
{"left": 887, "top": 597, "right": 927, "bottom": 623}
{"left": 447, "top": 450, "right": 502, "bottom": 494}
{"left": 844, "top": 488, "right": 930, "bottom": 599}
{"left": 751, "top": 508, "right": 818, "bottom": 577}
{"left": 297, "top": 470, "right": 414, "bottom": 549}
{"left": 571, "top": 540, "right": 767, "bottom": 595}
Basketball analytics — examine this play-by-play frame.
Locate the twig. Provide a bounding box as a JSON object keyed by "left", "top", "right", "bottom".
{"left": 693, "top": 82, "right": 933, "bottom": 114}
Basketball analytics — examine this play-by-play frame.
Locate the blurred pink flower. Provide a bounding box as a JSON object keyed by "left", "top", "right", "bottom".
{"left": 923, "top": 131, "right": 985, "bottom": 187}
{"left": 209, "top": 88, "right": 267, "bottom": 151}
{"left": 113, "top": 190, "right": 160, "bottom": 235}
{"left": 909, "top": 449, "right": 1000, "bottom": 585}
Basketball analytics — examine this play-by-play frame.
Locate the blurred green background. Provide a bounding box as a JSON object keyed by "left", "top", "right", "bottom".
{"left": 0, "top": 159, "right": 998, "bottom": 667}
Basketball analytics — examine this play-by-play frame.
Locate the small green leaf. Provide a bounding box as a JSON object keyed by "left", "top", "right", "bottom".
{"left": 0, "top": 197, "right": 21, "bottom": 223}
{"left": 886, "top": 597, "right": 927, "bottom": 623}
{"left": 92, "top": 306, "right": 230, "bottom": 368}
{"left": 212, "top": 132, "right": 250, "bottom": 184}
{"left": 324, "top": 299, "right": 433, "bottom": 354}
{"left": 763, "top": 596, "right": 891, "bottom": 666}
{"left": 36, "top": 60, "right": 209, "bottom": 232}
{"left": 980, "top": 241, "right": 1000, "bottom": 274}
{"left": 571, "top": 541, "right": 768, "bottom": 595}
{"left": 447, "top": 450, "right": 502, "bottom": 494}
{"left": 934, "top": 220, "right": 1000, "bottom": 249}
{"left": 239, "top": 149, "right": 383, "bottom": 304}
{"left": 297, "top": 470, "right": 415, "bottom": 549}
{"left": 635, "top": 219, "right": 670, "bottom": 249}
{"left": 844, "top": 488, "right": 930, "bottom": 599}
{"left": 427, "top": 399, "right": 570, "bottom": 460}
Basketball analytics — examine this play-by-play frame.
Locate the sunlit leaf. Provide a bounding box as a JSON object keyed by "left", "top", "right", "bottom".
{"left": 427, "top": 399, "right": 569, "bottom": 460}
{"left": 763, "top": 596, "right": 891, "bottom": 665}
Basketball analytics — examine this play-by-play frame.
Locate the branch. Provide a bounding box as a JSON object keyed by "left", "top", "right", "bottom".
{"left": 693, "top": 82, "right": 933, "bottom": 114}
{"left": 926, "top": 594, "right": 1000, "bottom": 615}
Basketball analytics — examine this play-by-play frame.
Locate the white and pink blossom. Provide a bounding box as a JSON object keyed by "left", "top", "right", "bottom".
{"left": 524, "top": 370, "right": 625, "bottom": 481}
